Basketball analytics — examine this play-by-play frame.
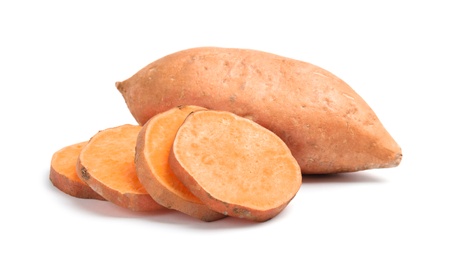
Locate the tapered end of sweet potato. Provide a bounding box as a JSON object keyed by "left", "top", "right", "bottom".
{"left": 115, "top": 81, "right": 124, "bottom": 94}
{"left": 393, "top": 152, "right": 402, "bottom": 167}
{"left": 115, "top": 80, "right": 152, "bottom": 125}
{"left": 380, "top": 140, "right": 402, "bottom": 169}
{"left": 350, "top": 123, "right": 402, "bottom": 173}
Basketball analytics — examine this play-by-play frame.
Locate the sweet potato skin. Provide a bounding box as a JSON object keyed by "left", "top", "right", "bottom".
{"left": 49, "top": 141, "right": 105, "bottom": 200}
{"left": 116, "top": 47, "right": 402, "bottom": 174}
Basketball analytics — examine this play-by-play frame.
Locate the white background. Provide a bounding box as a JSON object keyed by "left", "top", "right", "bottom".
{"left": 1, "top": 1, "right": 456, "bottom": 259}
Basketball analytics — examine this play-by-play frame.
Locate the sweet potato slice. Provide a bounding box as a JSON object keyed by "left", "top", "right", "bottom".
{"left": 50, "top": 141, "right": 105, "bottom": 200}
{"left": 76, "top": 124, "right": 163, "bottom": 211}
{"left": 135, "top": 105, "right": 226, "bottom": 221}
{"left": 169, "top": 110, "right": 302, "bottom": 222}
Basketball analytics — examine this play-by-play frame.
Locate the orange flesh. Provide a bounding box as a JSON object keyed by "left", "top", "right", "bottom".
{"left": 50, "top": 141, "right": 105, "bottom": 200}
{"left": 172, "top": 110, "right": 302, "bottom": 211}
{"left": 143, "top": 106, "right": 204, "bottom": 202}
{"left": 79, "top": 125, "right": 146, "bottom": 194}
{"left": 52, "top": 142, "right": 88, "bottom": 183}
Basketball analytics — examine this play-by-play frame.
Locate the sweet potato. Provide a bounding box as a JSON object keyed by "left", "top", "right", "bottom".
{"left": 116, "top": 47, "right": 402, "bottom": 174}
{"left": 76, "top": 124, "right": 163, "bottom": 211}
{"left": 135, "top": 105, "right": 226, "bottom": 221}
{"left": 49, "top": 141, "right": 105, "bottom": 200}
{"left": 169, "top": 110, "right": 302, "bottom": 222}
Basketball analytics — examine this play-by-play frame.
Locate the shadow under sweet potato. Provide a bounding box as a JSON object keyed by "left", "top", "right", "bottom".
{"left": 301, "top": 171, "right": 385, "bottom": 184}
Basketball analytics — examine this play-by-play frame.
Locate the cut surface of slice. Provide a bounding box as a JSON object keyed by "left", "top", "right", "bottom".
{"left": 50, "top": 141, "right": 105, "bottom": 200}
{"left": 136, "top": 105, "right": 225, "bottom": 221}
{"left": 169, "top": 110, "right": 302, "bottom": 222}
{"left": 76, "top": 124, "right": 163, "bottom": 211}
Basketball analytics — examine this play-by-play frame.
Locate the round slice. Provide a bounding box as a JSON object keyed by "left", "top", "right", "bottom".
{"left": 76, "top": 124, "right": 163, "bottom": 211}
{"left": 136, "top": 105, "right": 225, "bottom": 221}
{"left": 50, "top": 141, "right": 105, "bottom": 200}
{"left": 169, "top": 110, "right": 302, "bottom": 222}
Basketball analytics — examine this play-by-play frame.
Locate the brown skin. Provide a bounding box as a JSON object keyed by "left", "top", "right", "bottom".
{"left": 116, "top": 47, "right": 402, "bottom": 174}
{"left": 169, "top": 110, "right": 302, "bottom": 222}
{"left": 76, "top": 124, "right": 164, "bottom": 212}
{"left": 135, "top": 105, "right": 226, "bottom": 221}
{"left": 50, "top": 141, "right": 105, "bottom": 200}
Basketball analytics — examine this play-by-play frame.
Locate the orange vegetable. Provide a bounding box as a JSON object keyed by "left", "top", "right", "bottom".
{"left": 135, "top": 105, "right": 226, "bottom": 221}
{"left": 49, "top": 141, "right": 105, "bottom": 200}
{"left": 169, "top": 110, "right": 302, "bottom": 222}
{"left": 76, "top": 124, "right": 163, "bottom": 211}
{"left": 116, "top": 47, "right": 402, "bottom": 174}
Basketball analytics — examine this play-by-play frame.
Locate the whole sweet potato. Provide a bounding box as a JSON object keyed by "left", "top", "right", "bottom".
{"left": 116, "top": 47, "right": 402, "bottom": 174}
